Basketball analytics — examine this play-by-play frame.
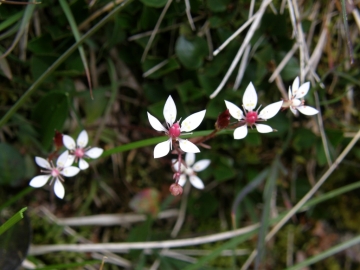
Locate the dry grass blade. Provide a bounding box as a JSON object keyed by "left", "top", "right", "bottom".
{"left": 29, "top": 223, "right": 260, "bottom": 255}
{"left": 141, "top": 0, "right": 173, "bottom": 62}
{"left": 241, "top": 128, "right": 360, "bottom": 269}
{"left": 210, "top": 0, "right": 273, "bottom": 99}
{"left": 0, "top": 3, "right": 35, "bottom": 59}
{"left": 78, "top": 0, "right": 125, "bottom": 30}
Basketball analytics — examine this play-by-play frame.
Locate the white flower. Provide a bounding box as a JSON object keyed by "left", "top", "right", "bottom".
{"left": 173, "top": 152, "right": 210, "bottom": 189}
{"left": 147, "top": 96, "right": 206, "bottom": 158}
{"left": 225, "top": 82, "right": 283, "bottom": 139}
{"left": 285, "top": 77, "right": 319, "bottom": 116}
{"left": 62, "top": 130, "right": 104, "bottom": 170}
{"left": 29, "top": 151, "right": 80, "bottom": 199}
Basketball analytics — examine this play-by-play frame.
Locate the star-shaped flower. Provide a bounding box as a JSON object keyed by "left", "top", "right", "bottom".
{"left": 147, "top": 96, "right": 206, "bottom": 158}
{"left": 225, "top": 82, "right": 283, "bottom": 139}
{"left": 62, "top": 130, "right": 104, "bottom": 170}
{"left": 284, "top": 77, "right": 318, "bottom": 116}
{"left": 29, "top": 151, "right": 80, "bottom": 199}
{"left": 173, "top": 152, "right": 210, "bottom": 189}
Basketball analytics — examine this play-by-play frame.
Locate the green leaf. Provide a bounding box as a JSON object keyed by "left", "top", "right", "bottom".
{"left": 140, "top": 0, "right": 168, "bottom": 8}
{"left": 27, "top": 34, "right": 54, "bottom": 54}
{"left": 207, "top": 0, "right": 229, "bottom": 12}
{"left": 0, "top": 143, "right": 25, "bottom": 186}
{"left": 175, "top": 35, "right": 208, "bottom": 70}
{"left": 32, "top": 92, "right": 69, "bottom": 149}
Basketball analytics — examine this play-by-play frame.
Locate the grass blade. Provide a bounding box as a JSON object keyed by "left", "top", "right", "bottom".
{"left": 59, "top": 0, "right": 93, "bottom": 98}
{"left": 0, "top": 0, "right": 134, "bottom": 128}
{"left": 0, "top": 207, "right": 27, "bottom": 236}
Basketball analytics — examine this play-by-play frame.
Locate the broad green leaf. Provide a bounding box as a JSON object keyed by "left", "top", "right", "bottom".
{"left": 27, "top": 34, "right": 54, "bottom": 54}
{"left": 32, "top": 92, "right": 69, "bottom": 149}
{"left": 175, "top": 35, "right": 208, "bottom": 70}
{"left": 0, "top": 143, "right": 25, "bottom": 186}
{"left": 140, "top": 0, "right": 168, "bottom": 8}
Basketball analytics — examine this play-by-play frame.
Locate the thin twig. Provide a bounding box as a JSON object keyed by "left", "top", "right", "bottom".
{"left": 141, "top": 0, "right": 173, "bottom": 62}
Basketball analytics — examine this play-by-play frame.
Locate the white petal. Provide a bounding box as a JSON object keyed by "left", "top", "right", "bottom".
{"left": 35, "top": 157, "right": 51, "bottom": 169}
{"left": 189, "top": 175, "right": 205, "bottom": 189}
{"left": 288, "top": 87, "right": 292, "bottom": 99}
{"left": 294, "top": 82, "right": 310, "bottom": 98}
{"left": 225, "top": 100, "right": 244, "bottom": 120}
{"left": 163, "top": 96, "right": 177, "bottom": 126}
{"left": 290, "top": 107, "right": 299, "bottom": 116}
{"left": 54, "top": 179, "right": 65, "bottom": 199}
{"left": 193, "top": 159, "right": 211, "bottom": 172}
{"left": 233, "top": 125, "right": 248, "bottom": 139}
{"left": 63, "top": 151, "right": 76, "bottom": 167}
{"left": 185, "top": 152, "right": 195, "bottom": 166}
{"left": 292, "top": 98, "right": 302, "bottom": 107}
{"left": 154, "top": 140, "right": 171, "bottom": 158}
{"left": 180, "top": 110, "right": 206, "bottom": 132}
{"left": 29, "top": 175, "right": 50, "bottom": 188}
{"left": 178, "top": 174, "right": 187, "bottom": 186}
{"left": 77, "top": 130, "right": 89, "bottom": 148}
{"left": 147, "top": 112, "right": 167, "bottom": 132}
{"left": 61, "top": 166, "right": 80, "bottom": 177}
{"left": 173, "top": 161, "right": 185, "bottom": 172}
{"left": 62, "top": 135, "right": 76, "bottom": 150}
{"left": 258, "top": 100, "right": 283, "bottom": 120}
{"left": 292, "top": 77, "right": 299, "bottom": 92}
{"left": 178, "top": 139, "right": 200, "bottom": 153}
{"left": 243, "top": 82, "right": 257, "bottom": 111}
{"left": 85, "top": 147, "right": 103, "bottom": 158}
{"left": 56, "top": 151, "right": 69, "bottom": 167}
{"left": 297, "top": 105, "right": 319, "bottom": 115}
{"left": 255, "top": 123, "right": 273, "bottom": 133}
{"left": 79, "top": 159, "right": 89, "bottom": 170}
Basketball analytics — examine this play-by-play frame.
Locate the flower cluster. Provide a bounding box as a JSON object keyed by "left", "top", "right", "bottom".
{"left": 29, "top": 130, "right": 103, "bottom": 199}
{"left": 148, "top": 78, "right": 318, "bottom": 195}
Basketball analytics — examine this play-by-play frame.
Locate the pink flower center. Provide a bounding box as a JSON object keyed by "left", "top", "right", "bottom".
{"left": 246, "top": 111, "right": 258, "bottom": 125}
{"left": 75, "top": 148, "right": 85, "bottom": 158}
{"left": 51, "top": 168, "right": 60, "bottom": 177}
{"left": 168, "top": 122, "right": 181, "bottom": 138}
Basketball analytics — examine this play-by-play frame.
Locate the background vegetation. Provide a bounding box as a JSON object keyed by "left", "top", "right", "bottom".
{"left": 1, "top": 0, "right": 360, "bottom": 269}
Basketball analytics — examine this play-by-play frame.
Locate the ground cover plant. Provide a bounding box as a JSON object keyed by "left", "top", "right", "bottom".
{"left": 1, "top": 0, "right": 360, "bottom": 269}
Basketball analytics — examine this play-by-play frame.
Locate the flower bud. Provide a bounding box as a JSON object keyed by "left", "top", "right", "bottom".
{"left": 53, "top": 130, "right": 63, "bottom": 150}
{"left": 215, "top": 109, "right": 230, "bottom": 130}
{"left": 169, "top": 183, "right": 183, "bottom": 196}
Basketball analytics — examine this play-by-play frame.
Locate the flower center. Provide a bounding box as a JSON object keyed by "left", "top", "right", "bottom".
{"left": 169, "top": 122, "right": 181, "bottom": 138}
{"left": 75, "top": 148, "right": 85, "bottom": 158}
{"left": 246, "top": 111, "right": 258, "bottom": 125}
{"left": 51, "top": 168, "right": 60, "bottom": 177}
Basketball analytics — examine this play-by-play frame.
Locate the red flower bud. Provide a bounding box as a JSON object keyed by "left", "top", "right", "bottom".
{"left": 53, "top": 130, "right": 63, "bottom": 150}
{"left": 215, "top": 109, "right": 230, "bottom": 130}
{"left": 169, "top": 183, "right": 183, "bottom": 196}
